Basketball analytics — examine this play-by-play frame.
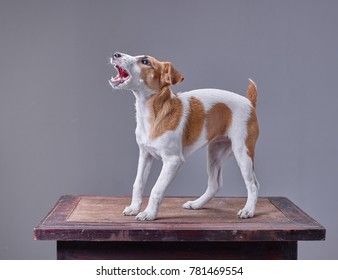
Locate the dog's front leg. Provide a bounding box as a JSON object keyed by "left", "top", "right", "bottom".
{"left": 136, "top": 156, "right": 183, "bottom": 221}
{"left": 123, "top": 149, "right": 154, "bottom": 216}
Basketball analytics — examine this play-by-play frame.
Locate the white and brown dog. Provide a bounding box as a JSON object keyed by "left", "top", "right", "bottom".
{"left": 109, "top": 52, "right": 260, "bottom": 221}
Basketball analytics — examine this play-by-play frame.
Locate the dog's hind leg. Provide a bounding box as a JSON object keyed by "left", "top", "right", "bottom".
{"left": 232, "top": 140, "right": 260, "bottom": 218}
{"left": 183, "top": 139, "right": 232, "bottom": 210}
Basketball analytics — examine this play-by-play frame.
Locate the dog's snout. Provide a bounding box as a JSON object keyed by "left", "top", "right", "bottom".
{"left": 113, "top": 52, "right": 122, "bottom": 59}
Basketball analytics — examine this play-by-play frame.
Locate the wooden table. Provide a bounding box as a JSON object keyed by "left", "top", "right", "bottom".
{"left": 34, "top": 196, "right": 325, "bottom": 260}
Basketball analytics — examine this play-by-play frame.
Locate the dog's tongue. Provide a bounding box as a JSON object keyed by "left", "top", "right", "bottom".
{"left": 116, "top": 65, "right": 129, "bottom": 79}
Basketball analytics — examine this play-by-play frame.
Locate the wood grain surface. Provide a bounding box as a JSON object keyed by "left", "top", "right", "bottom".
{"left": 67, "top": 196, "right": 290, "bottom": 223}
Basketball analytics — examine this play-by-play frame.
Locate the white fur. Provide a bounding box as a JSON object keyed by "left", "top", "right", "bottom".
{"left": 110, "top": 53, "right": 260, "bottom": 221}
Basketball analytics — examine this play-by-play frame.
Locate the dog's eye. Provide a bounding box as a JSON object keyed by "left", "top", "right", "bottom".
{"left": 141, "top": 57, "right": 151, "bottom": 66}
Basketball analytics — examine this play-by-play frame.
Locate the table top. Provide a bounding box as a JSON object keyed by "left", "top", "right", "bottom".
{"left": 34, "top": 195, "right": 325, "bottom": 242}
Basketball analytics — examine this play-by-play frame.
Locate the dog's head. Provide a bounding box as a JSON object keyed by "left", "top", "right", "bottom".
{"left": 109, "top": 52, "right": 184, "bottom": 93}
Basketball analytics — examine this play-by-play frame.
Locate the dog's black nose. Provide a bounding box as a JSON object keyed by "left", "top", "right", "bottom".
{"left": 113, "top": 52, "right": 122, "bottom": 59}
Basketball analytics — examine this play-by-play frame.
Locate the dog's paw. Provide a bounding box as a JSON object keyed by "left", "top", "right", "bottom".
{"left": 183, "top": 201, "right": 202, "bottom": 210}
{"left": 123, "top": 205, "right": 140, "bottom": 216}
{"left": 135, "top": 211, "right": 156, "bottom": 221}
{"left": 237, "top": 208, "right": 255, "bottom": 219}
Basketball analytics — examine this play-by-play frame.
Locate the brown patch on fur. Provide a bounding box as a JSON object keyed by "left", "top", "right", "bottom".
{"left": 182, "top": 97, "right": 205, "bottom": 147}
{"left": 206, "top": 103, "right": 232, "bottom": 141}
{"left": 148, "top": 87, "right": 183, "bottom": 139}
{"left": 245, "top": 108, "right": 259, "bottom": 164}
{"left": 139, "top": 56, "right": 163, "bottom": 90}
{"left": 139, "top": 56, "right": 184, "bottom": 91}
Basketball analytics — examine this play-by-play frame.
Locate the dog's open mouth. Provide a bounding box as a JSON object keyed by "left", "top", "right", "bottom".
{"left": 110, "top": 64, "right": 131, "bottom": 87}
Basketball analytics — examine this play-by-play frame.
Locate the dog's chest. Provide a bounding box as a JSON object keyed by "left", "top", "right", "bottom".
{"left": 134, "top": 96, "right": 183, "bottom": 159}
{"left": 134, "top": 102, "right": 162, "bottom": 158}
{"left": 135, "top": 126, "right": 162, "bottom": 159}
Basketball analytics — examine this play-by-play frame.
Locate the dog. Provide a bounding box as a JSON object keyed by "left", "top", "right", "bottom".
{"left": 109, "top": 52, "right": 260, "bottom": 221}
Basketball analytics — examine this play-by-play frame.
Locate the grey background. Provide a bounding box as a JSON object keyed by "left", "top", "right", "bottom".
{"left": 0, "top": 0, "right": 337, "bottom": 259}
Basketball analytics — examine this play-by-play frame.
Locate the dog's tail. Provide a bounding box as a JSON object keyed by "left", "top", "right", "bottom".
{"left": 246, "top": 79, "right": 258, "bottom": 108}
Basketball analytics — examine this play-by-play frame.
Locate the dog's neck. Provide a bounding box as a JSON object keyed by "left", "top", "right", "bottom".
{"left": 132, "top": 88, "right": 154, "bottom": 119}
{"left": 133, "top": 86, "right": 178, "bottom": 141}
{"left": 133, "top": 86, "right": 175, "bottom": 113}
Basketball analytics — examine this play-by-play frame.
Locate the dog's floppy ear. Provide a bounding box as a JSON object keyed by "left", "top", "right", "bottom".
{"left": 161, "top": 62, "right": 184, "bottom": 86}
